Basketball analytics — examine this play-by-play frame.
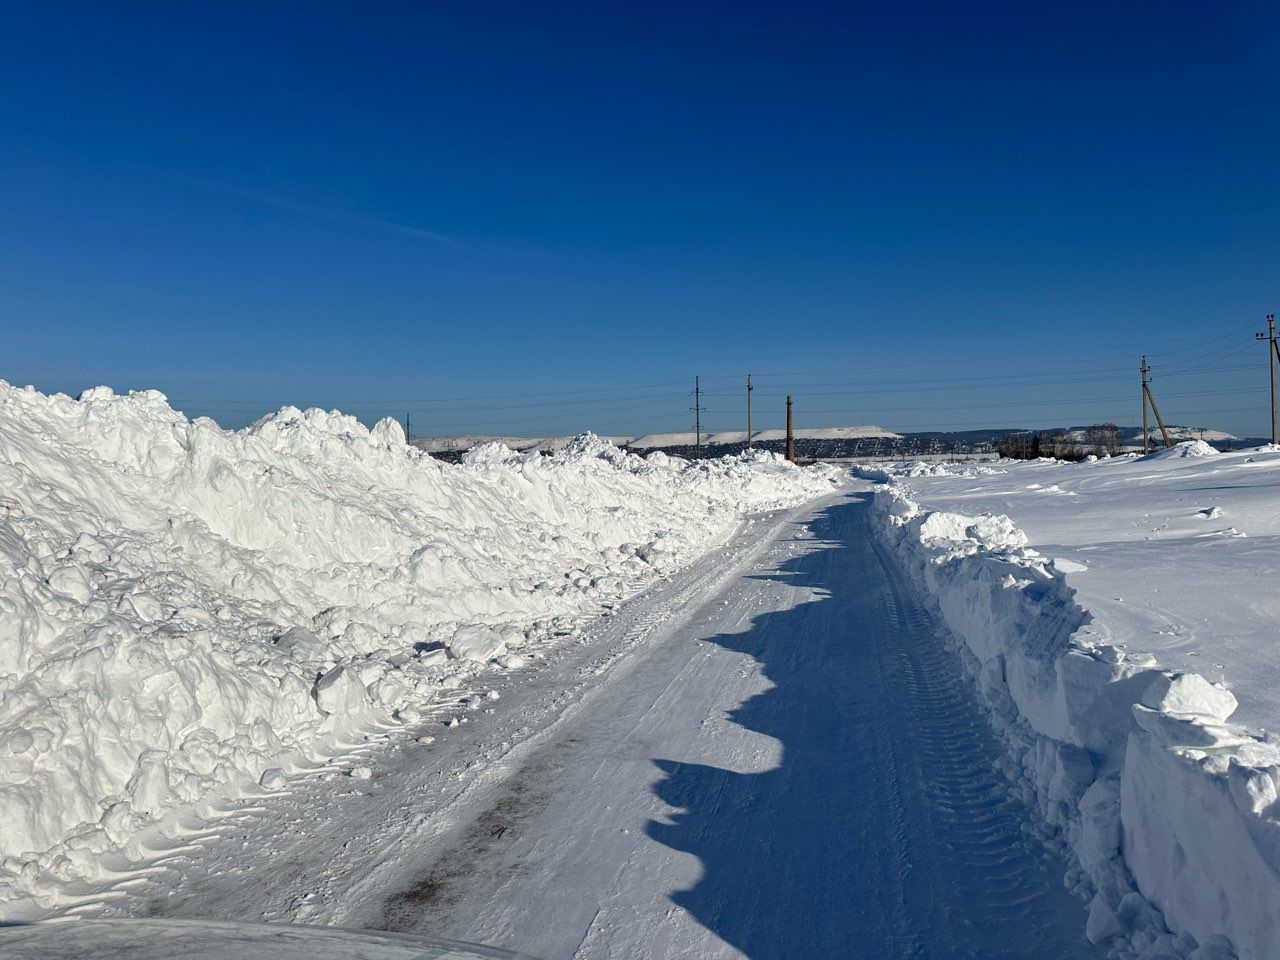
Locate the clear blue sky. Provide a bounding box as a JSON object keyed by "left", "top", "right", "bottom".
{"left": 3, "top": 1, "right": 1278, "bottom": 438}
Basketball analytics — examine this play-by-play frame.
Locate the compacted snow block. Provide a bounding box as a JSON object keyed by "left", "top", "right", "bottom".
{"left": 870, "top": 483, "right": 1280, "bottom": 960}
{"left": 0, "top": 381, "right": 835, "bottom": 905}
{"left": 448, "top": 624, "right": 507, "bottom": 662}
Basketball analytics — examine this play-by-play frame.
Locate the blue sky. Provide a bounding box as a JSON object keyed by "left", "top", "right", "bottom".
{"left": 3, "top": 1, "right": 1278, "bottom": 437}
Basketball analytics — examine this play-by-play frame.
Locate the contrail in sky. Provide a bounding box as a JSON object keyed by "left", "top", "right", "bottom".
{"left": 163, "top": 172, "right": 475, "bottom": 251}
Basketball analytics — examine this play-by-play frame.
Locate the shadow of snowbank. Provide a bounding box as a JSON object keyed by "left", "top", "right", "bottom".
{"left": 645, "top": 495, "right": 1096, "bottom": 959}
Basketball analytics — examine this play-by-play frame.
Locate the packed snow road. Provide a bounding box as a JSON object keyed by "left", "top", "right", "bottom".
{"left": 68, "top": 491, "right": 1096, "bottom": 959}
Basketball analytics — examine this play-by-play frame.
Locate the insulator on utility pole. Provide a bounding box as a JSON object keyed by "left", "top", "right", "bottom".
{"left": 785, "top": 394, "right": 794, "bottom": 463}
{"left": 746, "top": 374, "right": 753, "bottom": 449}
{"left": 1257, "top": 314, "right": 1278, "bottom": 446}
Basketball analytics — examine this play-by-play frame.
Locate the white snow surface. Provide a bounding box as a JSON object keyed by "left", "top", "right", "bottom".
{"left": 864, "top": 447, "right": 1280, "bottom": 960}
{"left": 0, "top": 381, "right": 835, "bottom": 906}
{"left": 17, "top": 491, "right": 1104, "bottom": 959}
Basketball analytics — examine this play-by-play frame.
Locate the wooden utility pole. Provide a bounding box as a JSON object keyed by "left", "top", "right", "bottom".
{"left": 694, "top": 376, "right": 702, "bottom": 458}
{"left": 405, "top": 412, "right": 410, "bottom": 443}
{"left": 746, "top": 374, "right": 753, "bottom": 449}
{"left": 1257, "top": 314, "right": 1278, "bottom": 445}
{"left": 785, "top": 394, "right": 794, "bottom": 462}
{"left": 1141, "top": 356, "right": 1173, "bottom": 450}
{"left": 1140, "top": 356, "right": 1150, "bottom": 454}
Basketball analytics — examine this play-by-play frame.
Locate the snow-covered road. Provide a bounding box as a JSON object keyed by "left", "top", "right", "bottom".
{"left": 67, "top": 491, "right": 1098, "bottom": 959}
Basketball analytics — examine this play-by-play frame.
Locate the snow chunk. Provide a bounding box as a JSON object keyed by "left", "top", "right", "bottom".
{"left": 1140, "top": 672, "right": 1237, "bottom": 721}
{"left": 449, "top": 624, "right": 507, "bottom": 663}
{"left": 313, "top": 664, "right": 366, "bottom": 716}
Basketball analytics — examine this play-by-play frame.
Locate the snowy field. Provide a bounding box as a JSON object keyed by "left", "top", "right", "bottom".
{"left": 864, "top": 444, "right": 1280, "bottom": 960}
{"left": 0, "top": 381, "right": 836, "bottom": 913}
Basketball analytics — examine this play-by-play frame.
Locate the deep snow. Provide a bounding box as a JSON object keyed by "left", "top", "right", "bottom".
{"left": 0, "top": 381, "right": 835, "bottom": 909}
{"left": 24, "top": 492, "right": 1101, "bottom": 960}
{"left": 864, "top": 445, "right": 1280, "bottom": 960}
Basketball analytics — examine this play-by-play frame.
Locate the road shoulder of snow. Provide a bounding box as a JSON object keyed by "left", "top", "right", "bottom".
{"left": 868, "top": 479, "right": 1280, "bottom": 960}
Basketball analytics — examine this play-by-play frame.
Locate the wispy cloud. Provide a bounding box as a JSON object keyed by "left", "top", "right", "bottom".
{"left": 164, "top": 172, "right": 475, "bottom": 252}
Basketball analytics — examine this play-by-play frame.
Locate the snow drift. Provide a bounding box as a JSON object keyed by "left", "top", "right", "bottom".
{"left": 0, "top": 382, "right": 835, "bottom": 906}
{"left": 869, "top": 475, "right": 1280, "bottom": 960}
{"left": 1140, "top": 439, "right": 1219, "bottom": 460}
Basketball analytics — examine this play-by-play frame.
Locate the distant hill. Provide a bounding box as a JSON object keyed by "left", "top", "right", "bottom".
{"left": 414, "top": 425, "right": 900, "bottom": 456}
{"left": 413, "top": 423, "right": 1246, "bottom": 462}
{"left": 413, "top": 434, "right": 632, "bottom": 454}
{"left": 629, "top": 426, "right": 900, "bottom": 449}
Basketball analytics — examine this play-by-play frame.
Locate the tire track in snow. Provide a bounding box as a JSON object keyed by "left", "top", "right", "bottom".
{"left": 867, "top": 530, "right": 1092, "bottom": 956}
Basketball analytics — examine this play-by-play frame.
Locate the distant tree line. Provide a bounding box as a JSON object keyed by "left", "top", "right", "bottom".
{"left": 995, "top": 424, "right": 1121, "bottom": 461}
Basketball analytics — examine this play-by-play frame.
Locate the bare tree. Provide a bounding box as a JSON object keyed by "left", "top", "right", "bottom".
{"left": 1083, "top": 423, "right": 1121, "bottom": 457}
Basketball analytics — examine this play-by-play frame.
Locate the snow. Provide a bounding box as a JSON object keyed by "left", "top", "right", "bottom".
{"left": 627, "top": 425, "right": 900, "bottom": 448}
{"left": 34, "top": 491, "right": 1100, "bottom": 959}
{"left": 1123, "top": 426, "right": 1240, "bottom": 445}
{"left": 1140, "top": 439, "right": 1220, "bottom": 459}
{"left": 864, "top": 448, "right": 1280, "bottom": 960}
{"left": 1058, "top": 426, "right": 1241, "bottom": 447}
{"left": 0, "top": 381, "right": 835, "bottom": 908}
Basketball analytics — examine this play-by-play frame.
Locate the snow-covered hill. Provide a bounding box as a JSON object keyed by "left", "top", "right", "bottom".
{"left": 0, "top": 382, "right": 836, "bottom": 907}
{"left": 416, "top": 425, "right": 901, "bottom": 455}
{"left": 1056, "top": 425, "right": 1240, "bottom": 447}
{"left": 412, "top": 434, "right": 633, "bottom": 454}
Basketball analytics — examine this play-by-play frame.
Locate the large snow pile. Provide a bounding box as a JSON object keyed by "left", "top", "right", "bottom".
{"left": 867, "top": 450, "right": 1280, "bottom": 960}
{"left": 0, "top": 382, "right": 836, "bottom": 906}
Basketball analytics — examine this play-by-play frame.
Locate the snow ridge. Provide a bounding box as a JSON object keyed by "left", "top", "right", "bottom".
{"left": 869, "top": 479, "right": 1280, "bottom": 960}
{"left": 0, "top": 381, "right": 835, "bottom": 908}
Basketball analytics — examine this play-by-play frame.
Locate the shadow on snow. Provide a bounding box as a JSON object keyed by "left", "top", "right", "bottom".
{"left": 644, "top": 494, "right": 1096, "bottom": 960}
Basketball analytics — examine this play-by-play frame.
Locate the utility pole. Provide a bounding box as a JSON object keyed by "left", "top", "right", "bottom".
{"left": 693, "top": 376, "right": 703, "bottom": 458}
{"left": 785, "top": 394, "right": 794, "bottom": 463}
{"left": 1141, "top": 356, "right": 1173, "bottom": 450}
{"left": 1140, "top": 356, "right": 1149, "bottom": 455}
{"left": 746, "top": 374, "right": 753, "bottom": 449}
{"left": 405, "top": 412, "right": 410, "bottom": 443}
{"left": 1257, "top": 314, "right": 1278, "bottom": 445}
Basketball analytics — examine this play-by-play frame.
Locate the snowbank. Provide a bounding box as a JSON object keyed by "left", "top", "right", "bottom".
{"left": 0, "top": 382, "right": 836, "bottom": 906}
{"left": 869, "top": 480, "right": 1280, "bottom": 960}
{"left": 1140, "top": 439, "right": 1219, "bottom": 459}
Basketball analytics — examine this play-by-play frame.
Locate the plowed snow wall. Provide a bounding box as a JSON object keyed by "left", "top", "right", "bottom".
{"left": 871, "top": 485, "right": 1280, "bottom": 960}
